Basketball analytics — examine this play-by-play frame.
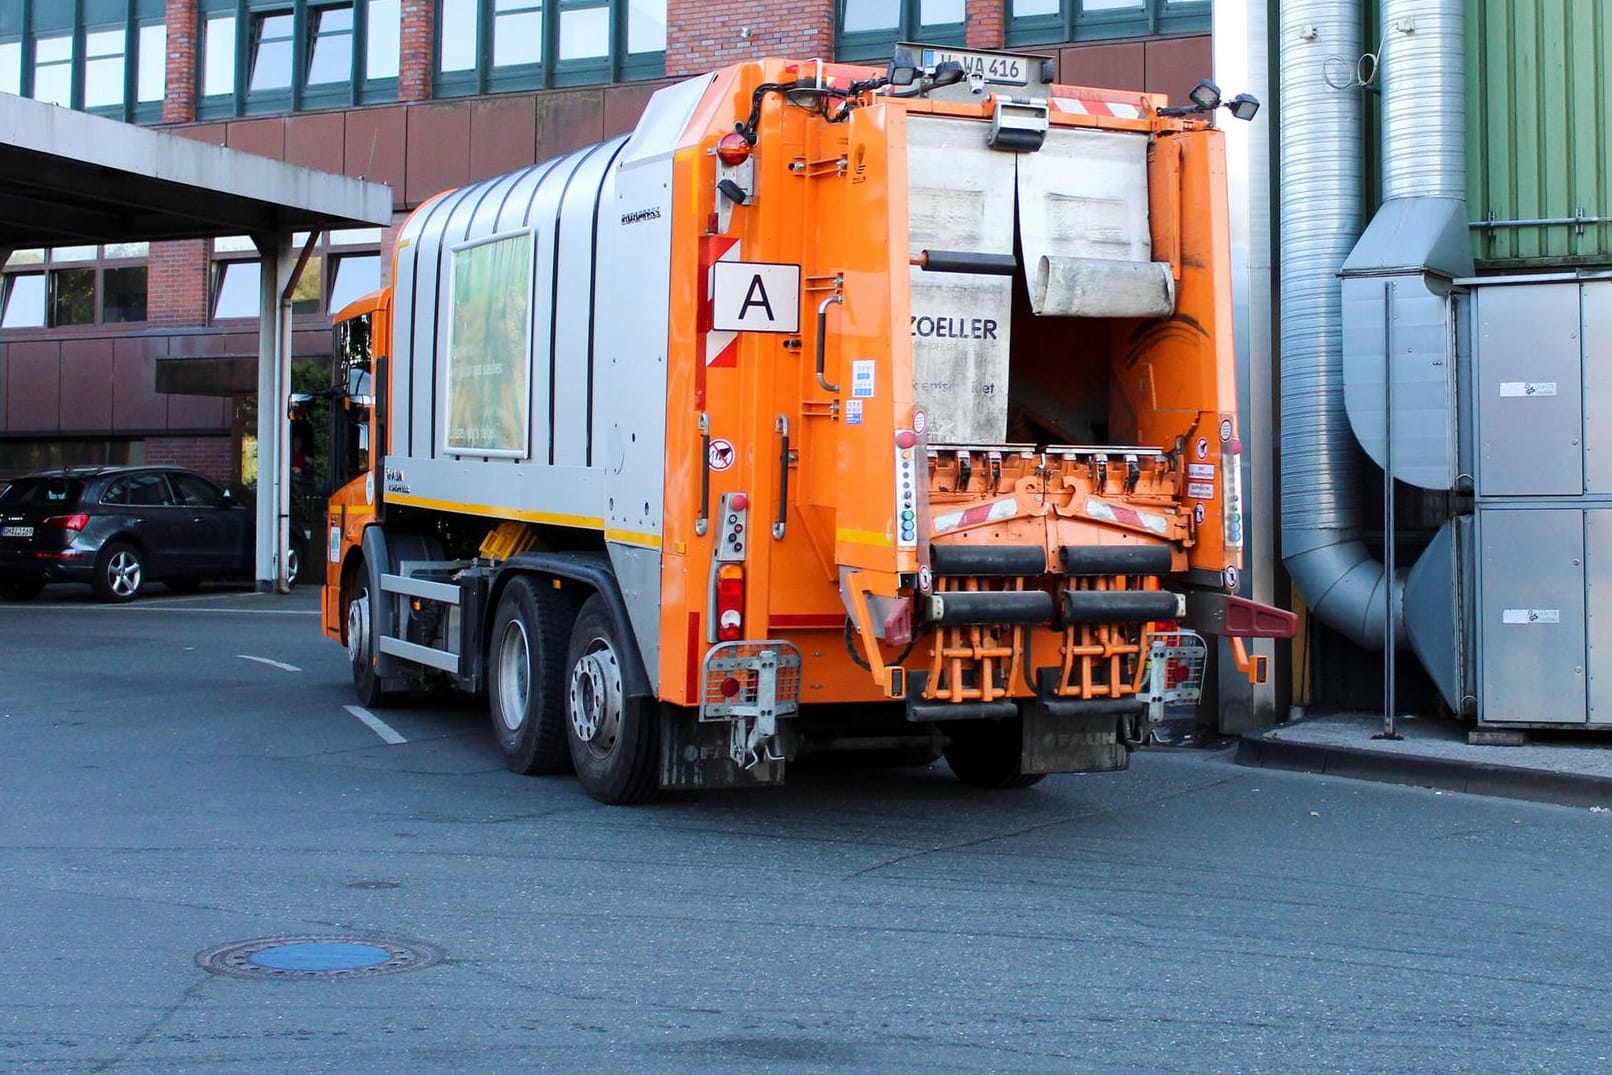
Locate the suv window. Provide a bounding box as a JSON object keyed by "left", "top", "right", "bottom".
{"left": 102, "top": 473, "right": 174, "bottom": 507}
{"left": 169, "top": 473, "right": 227, "bottom": 509}
{"left": 0, "top": 477, "right": 84, "bottom": 506}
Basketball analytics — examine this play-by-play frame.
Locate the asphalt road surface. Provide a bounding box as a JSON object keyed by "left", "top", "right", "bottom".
{"left": 3, "top": 585, "right": 1611, "bottom": 1074}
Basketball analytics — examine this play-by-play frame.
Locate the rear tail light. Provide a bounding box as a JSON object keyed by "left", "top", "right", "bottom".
{"left": 1153, "top": 620, "right": 1188, "bottom": 689}
{"left": 716, "top": 565, "right": 744, "bottom": 642}
{"left": 44, "top": 513, "right": 90, "bottom": 532}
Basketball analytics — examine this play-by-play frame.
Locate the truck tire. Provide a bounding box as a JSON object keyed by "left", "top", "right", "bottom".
{"left": 943, "top": 717, "right": 1044, "bottom": 789}
{"left": 348, "top": 581, "right": 387, "bottom": 708}
{"left": 489, "top": 576, "right": 580, "bottom": 775}
{"left": 565, "top": 594, "right": 658, "bottom": 804}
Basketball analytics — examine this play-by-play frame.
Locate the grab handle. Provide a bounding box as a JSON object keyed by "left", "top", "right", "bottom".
{"left": 815, "top": 294, "right": 843, "bottom": 394}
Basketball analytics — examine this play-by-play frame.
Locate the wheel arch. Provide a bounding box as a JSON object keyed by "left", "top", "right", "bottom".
{"left": 355, "top": 525, "right": 444, "bottom": 679}
{"left": 492, "top": 550, "right": 653, "bottom": 702}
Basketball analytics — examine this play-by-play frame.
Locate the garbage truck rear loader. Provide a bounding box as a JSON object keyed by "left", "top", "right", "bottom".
{"left": 320, "top": 46, "right": 1295, "bottom": 803}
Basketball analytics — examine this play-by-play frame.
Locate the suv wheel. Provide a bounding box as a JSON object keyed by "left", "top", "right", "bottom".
{"left": 93, "top": 541, "right": 146, "bottom": 603}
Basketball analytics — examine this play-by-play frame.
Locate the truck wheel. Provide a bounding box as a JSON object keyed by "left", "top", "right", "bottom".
{"left": 348, "top": 581, "right": 387, "bottom": 708}
{"left": 943, "top": 717, "right": 1044, "bottom": 789}
{"left": 565, "top": 594, "right": 658, "bottom": 804}
{"left": 489, "top": 577, "right": 579, "bottom": 775}
{"left": 92, "top": 541, "right": 145, "bottom": 603}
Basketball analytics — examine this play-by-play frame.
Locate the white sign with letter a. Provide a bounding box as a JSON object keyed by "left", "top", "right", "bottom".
{"left": 711, "top": 261, "right": 801, "bottom": 333}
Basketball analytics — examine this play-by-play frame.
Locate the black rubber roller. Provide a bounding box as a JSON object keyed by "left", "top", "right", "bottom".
{"left": 930, "top": 544, "right": 1047, "bottom": 577}
{"left": 931, "top": 589, "right": 1055, "bottom": 625}
{"left": 1059, "top": 544, "right": 1174, "bottom": 576}
{"left": 1061, "top": 589, "right": 1181, "bottom": 624}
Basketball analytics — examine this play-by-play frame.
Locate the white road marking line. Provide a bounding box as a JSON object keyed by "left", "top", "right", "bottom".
{"left": 124, "top": 607, "right": 321, "bottom": 615}
{"left": 236, "top": 654, "right": 303, "bottom": 672}
{"left": 346, "top": 704, "right": 407, "bottom": 745}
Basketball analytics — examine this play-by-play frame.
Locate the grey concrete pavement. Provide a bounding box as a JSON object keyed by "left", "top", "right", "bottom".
{"left": 1237, "top": 710, "right": 1612, "bottom": 808}
{"left": 7, "top": 587, "right": 1612, "bottom": 1072}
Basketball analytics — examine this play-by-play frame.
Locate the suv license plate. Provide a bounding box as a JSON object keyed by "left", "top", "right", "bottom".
{"left": 1, "top": 526, "right": 34, "bottom": 538}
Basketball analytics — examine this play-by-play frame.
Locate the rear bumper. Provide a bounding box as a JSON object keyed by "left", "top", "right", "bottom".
{"left": 0, "top": 548, "right": 95, "bottom": 584}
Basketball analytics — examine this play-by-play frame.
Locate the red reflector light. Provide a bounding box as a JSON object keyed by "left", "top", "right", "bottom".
{"left": 716, "top": 568, "right": 744, "bottom": 642}
{"left": 715, "top": 132, "right": 752, "bottom": 167}
{"left": 44, "top": 513, "right": 90, "bottom": 532}
{"left": 720, "top": 676, "right": 742, "bottom": 698}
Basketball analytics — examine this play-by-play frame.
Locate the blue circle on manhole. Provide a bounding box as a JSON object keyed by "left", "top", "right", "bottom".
{"left": 250, "top": 942, "right": 392, "bottom": 972}
{"left": 195, "top": 935, "right": 443, "bottom": 980}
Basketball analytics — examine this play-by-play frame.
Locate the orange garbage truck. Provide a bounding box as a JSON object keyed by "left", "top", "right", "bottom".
{"left": 319, "top": 45, "right": 1295, "bottom": 803}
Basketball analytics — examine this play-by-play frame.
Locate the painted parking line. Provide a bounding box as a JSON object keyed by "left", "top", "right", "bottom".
{"left": 237, "top": 654, "right": 303, "bottom": 672}
{"left": 345, "top": 704, "right": 407, "bottom": 745}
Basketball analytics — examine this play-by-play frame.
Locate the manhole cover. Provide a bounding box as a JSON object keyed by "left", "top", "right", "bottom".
{"left": 195, "top": 936, "right": 443, "bottom": 980}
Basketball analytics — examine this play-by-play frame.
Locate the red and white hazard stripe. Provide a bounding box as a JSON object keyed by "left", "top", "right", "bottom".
{"left": 701, "top": 237, "right": 741, "bottom": 368}
{"left": 933, "top": 497, "right": 1019, "bottom": 535}
{"left": 1050, "top": 97, "right": 1145, "bottom": 120}
{"left": 1086, "top": 498, "right": 1170, "bottom": 536}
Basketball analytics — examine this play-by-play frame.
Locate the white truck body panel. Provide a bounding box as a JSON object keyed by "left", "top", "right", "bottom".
{"left": 905, "top": 115, "right": 1017, "bottom": 446}
{"left": 382, "top": 75, "right": 711, "bottom": 678}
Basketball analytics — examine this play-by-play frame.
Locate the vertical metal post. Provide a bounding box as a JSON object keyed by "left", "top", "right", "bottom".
{"left": 1212, "top": 0, "right": 1279, "bottom": 733}
{"left": 1379, "top": 281, "right": 1402, "bottom": 739}
{"left": 253, "top": 233, "right": 292, "bottom": 592}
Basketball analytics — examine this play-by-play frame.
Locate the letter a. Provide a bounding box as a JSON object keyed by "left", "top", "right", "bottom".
{"left": 738, "top": 275, "right": 775, "bottom": 322}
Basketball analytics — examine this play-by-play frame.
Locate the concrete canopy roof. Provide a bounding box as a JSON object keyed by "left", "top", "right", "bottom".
{"left": 0, "top": 92, "right": 392, "bottom": 249}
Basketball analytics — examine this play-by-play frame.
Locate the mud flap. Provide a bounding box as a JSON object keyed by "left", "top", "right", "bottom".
{"left": 1019, "top": 699, "right": 1133, "bottom": 775}
{"left": 659, "top": 707, "right": 787, "bottom": 790}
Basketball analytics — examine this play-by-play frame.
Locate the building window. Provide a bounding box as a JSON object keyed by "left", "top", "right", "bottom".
{"left": 326, "top": 228, "right": 384, "bottom": 314}
{"left": 248, "top": 9, "right": 296, "bottom": 92}
{"left": 1005, "top": 0, "right": 1210, "bottom": 48}
{"left": 434, "top": 0, "right": 665, "bottom": 97}
{"left": 306, "top": 3, "right": 356, "bottom": 85}
{"left": 199, "top": 0, "right": 399, "bottom": 117}
{"left": 82, "top": 27, "right": 126, "bottom": 108}
{"left": 1, "top": 272, "right": 46, "bottom": 329}
{"left": 210, "top": 230, "right": 384, "bottom": 322}
{"left": 0, "top": 245, "right": 149, "bottom": 329}
{"left": 0, "top": 1, "right": 167, "bottom": 122}
{"left": 32, "top": 33, "right": 73, "bottom": 105}
{"left": 836, "top": 0, "right": 964, "bottom": 64}
{"left": 0, "top": 32, "right": 19, "bottom": 97}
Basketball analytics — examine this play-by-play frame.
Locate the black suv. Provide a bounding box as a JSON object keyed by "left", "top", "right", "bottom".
{"left": 0, "top": 466, "right": 306, "bottom": 602}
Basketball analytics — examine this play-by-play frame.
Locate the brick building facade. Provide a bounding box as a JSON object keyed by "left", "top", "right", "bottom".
{"left": 0, "top": 0, "right": 1209, "bottom": 485}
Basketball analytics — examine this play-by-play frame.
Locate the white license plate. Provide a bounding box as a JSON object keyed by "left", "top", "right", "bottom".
{"left": 1, "top": 526, "right": 33, "bottom": 538}
{"left": 922, "top": 48, "right": 1029, "bottom": 86}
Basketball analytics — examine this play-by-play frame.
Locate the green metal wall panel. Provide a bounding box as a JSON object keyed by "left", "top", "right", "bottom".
{"left": 1467, "top": 0, "right": 1612, "bottom": 268}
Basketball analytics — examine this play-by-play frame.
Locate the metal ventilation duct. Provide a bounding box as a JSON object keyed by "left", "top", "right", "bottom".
{"left": 1342, "top": 0, "right": 1472, "bottom": 491}
{"left": 1278, "top": 0, "right": 1394, "bottom": 647}
{"left": 1281, "top": 0, "right": 1469, "bottom": 658}
{"left": 1381, "top": 0, "right": 1465, "bottom": 202}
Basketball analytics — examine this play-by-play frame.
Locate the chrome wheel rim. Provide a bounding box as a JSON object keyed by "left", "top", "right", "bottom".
{"left": 108, "top": 550, "right": 141, "bottom": 598}
{"left": 495, "top": 619, "right": 531, "bottom": 733}
{"left": 347, "top": 590, "right": 370, "bottom": 668}
{"left": 569, "top": 638, "right": 623, "bottom": 758}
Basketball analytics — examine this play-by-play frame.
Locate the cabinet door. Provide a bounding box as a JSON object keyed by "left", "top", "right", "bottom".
{"left": 1479, "top": 508, "right": 1586, "bottom": 724}
{"left": 1475, "top": 284, "right": 1583, "bottom": 496}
